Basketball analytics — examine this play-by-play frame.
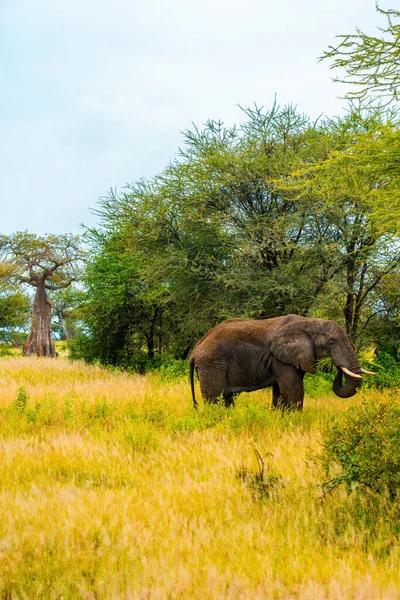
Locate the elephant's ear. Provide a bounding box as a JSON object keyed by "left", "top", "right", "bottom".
{"left": 270, "top": 323, "right": 316, "bottom": 373}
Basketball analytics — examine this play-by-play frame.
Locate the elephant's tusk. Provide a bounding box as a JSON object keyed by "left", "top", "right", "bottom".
{"left": 361, "top": 368, "right": 376, "bottom": 375}
{"left": 341, "top": 366, "right": 362, "bottom": 379}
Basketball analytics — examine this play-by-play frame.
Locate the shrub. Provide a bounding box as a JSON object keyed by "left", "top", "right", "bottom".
{"left": 320, "top": 395, "right": 400, "bottom": 501}
{"left": 364, "top": 351, "right": 400, "bottom": 389}
{"left": 304, "top": 372, "right": 333, "bottom": 397}
{"left": 304, "top": 357, "right": 336, "bottom": 397}
{"left": 68, "top": 334, "right": 96, "bottom": 363}
{"left": 158, "top": 359, "right": 188, "bottom": 382}
{"left": 0, "top": 344, "right": 13, "bottom": 356}
{"left": 13, "top": 386, "right": 29, "bottom": 413}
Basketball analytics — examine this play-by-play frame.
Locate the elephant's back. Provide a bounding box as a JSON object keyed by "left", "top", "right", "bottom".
{"left": 190, "top": 315, "right": 302, "bottom": 362}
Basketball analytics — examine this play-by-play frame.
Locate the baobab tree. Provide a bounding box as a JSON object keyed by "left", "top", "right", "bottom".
{"left": 0, "top": 232, "right": 83, "bottom": 357}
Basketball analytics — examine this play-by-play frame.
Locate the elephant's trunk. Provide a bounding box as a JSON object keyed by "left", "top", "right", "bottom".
{"left": 332, "top": 367, "right": 362, "bottom": 398}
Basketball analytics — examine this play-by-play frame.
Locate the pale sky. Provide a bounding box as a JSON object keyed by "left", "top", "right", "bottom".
{"left": 1, "top": 0, "right": 388, "bottom": 235}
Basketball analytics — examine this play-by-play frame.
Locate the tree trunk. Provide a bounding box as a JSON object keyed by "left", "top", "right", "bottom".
{"left": 146, "top": 334, "right": 155, "bottom": 359}
{"left": 23, "top": 279, "right": 56, "bottom": 357}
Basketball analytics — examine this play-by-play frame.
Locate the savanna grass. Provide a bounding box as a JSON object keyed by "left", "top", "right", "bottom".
{"left": 0, "top": 356, "right": 398, "bottom": 599}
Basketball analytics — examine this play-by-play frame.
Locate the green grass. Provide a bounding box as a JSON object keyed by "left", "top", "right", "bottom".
{"left": 0, "top": 356, "right": 398, "bottom": 599}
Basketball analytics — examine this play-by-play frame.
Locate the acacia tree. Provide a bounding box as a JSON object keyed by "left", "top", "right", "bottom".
{"left": 321, "top": 6, "right": 400, "bottom": 233}
{"left": 322, "top": 6, "right": 400, "bottom": 103}
{"left": 157, "top": 104, "right": 326, "bottom": 319}
{"left": 287, "top": 108, "right": 400, "bottom": 345}
{"left": 0, "top": 233, "right": 83, "bottom": 357}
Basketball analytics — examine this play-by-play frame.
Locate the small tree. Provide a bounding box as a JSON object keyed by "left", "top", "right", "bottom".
{"left": 0, "top": 233, "right": 83, "bottom": 357}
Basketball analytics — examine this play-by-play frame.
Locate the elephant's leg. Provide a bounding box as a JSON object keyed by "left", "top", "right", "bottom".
{"left": 272, "top": 383, "right": 281, "bottom": 408}
{"left": 274, "top": 367, "right": 305, "bottom": 410}
{"left": 223, "top": 391, "right": 235, "bottom": 407}
{"left": 198, "top": 368, "right": 226, "bottom": 404}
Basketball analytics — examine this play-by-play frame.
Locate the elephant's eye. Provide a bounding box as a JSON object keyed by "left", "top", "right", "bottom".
{"left": 328, "top": 337, "right": 336, "bottom": 346}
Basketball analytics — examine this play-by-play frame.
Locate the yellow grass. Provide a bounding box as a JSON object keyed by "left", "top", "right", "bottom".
{"left": 0, "top": 356, "right": 398, "bottom": 599}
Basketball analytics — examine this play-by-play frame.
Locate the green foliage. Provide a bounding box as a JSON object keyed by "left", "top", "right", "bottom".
{"left": 365, "top": 351, "right": 400, "bottom": 389}
{"left": 158, "top": 359, "right": 188, "bottom": 382}
{"left": 304, "top": 372, "right": 334, "bottom": 398}
{"left": 321, "top": 6, "right": 400, "bottom": 234}
{"left": 0, "top": 232, "right": 84, "bottom": 290}
{"left": 68, "top": 333, "right": 97, "bottom": 363}
{"left": 286, "top": 107, "right": 400, "bottom": 344}
{"left": 322, "top": 7, "right": 400, "bottom": 103}
{"left": 0, "top": 292, "right": 30, "bottom": 342}
{"left": 321, "top": 395, "right": 400, "bottom": 502}
{"left": 303, "top": 358, "right": 336, "bottom": 397}
{"left": 79, "top": 106, "right": 316, "bottom": 367}
{"left": 13, "top": 387, "right": 29, "bottom": 413}
{"left": 76, "top": 227, "right": 169, "bottom": 368}
{"left": 0, "top": 344, "right": 13, "bottom": 356}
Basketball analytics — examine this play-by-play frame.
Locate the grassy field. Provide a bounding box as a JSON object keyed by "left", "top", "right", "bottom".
{"left": 0, "top": 356, "right": 398, "bottom": 599}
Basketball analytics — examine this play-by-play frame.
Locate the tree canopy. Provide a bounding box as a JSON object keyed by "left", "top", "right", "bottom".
{"left": 75, "top": 101, "right": 400, "bottom": 367}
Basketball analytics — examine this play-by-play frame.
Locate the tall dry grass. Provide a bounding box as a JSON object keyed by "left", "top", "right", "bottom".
{"left": 0, "top": 356, "right": 398, "bottom": 599}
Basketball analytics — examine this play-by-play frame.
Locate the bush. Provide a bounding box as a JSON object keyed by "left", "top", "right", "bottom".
{"left": 0, "top": 343, "right": 13, "bottom": 356}
{"left": 157, "top": 359, "right": 188, "bottom": 382}
{"left": 69, "top": 334, "right": 157, "bottom": 373}
{"left": 320, "top": 395, "right": 400, "bottom": 501}
{"left": 364, "top": 351, "right": 400, "bottom": 389}
{"left": 13, "top": 387, "right": 29, "bottom": 413}
{"left": 68, "top": 334, "right": 97, "bottom": 363}
{"left": 304, "top": 372, "right": 334, "bottom": 397}
{"left": 304, "top": 357, "right": 336, "bottom": 397}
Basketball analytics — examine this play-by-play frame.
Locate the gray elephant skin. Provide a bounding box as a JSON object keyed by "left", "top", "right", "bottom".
{"left": 189, "top": 314, "right": 370, "bottom": 410}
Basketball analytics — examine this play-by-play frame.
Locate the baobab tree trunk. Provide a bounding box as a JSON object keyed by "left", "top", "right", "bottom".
{"left": 23, "top": 279, "right": 56, "bottom": 357}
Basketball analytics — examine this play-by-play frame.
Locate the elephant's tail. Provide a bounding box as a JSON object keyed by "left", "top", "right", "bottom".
{"left": 189, "top": 356, "right": 198, "bottom": 410}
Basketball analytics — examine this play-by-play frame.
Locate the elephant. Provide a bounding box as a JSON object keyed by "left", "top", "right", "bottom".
{"left": 189, "top": 314, "right": 375, "bottom": 410}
